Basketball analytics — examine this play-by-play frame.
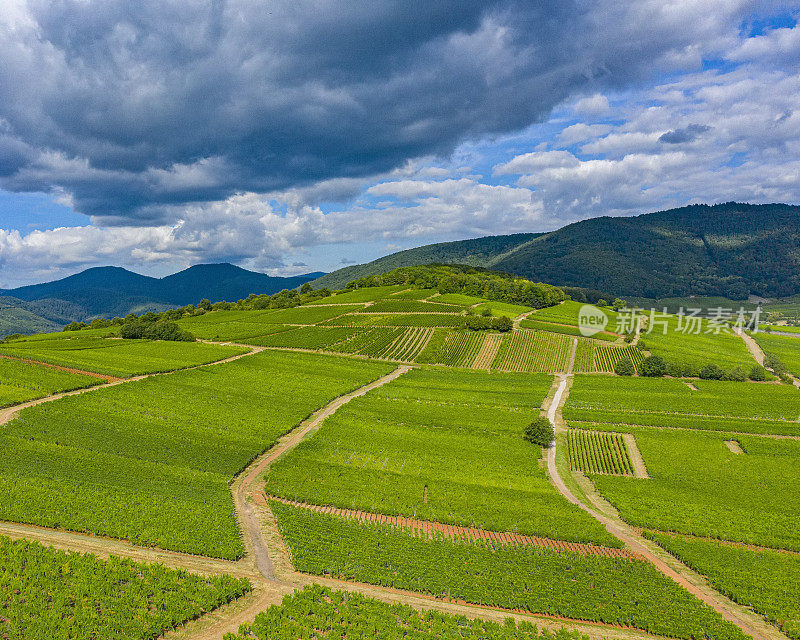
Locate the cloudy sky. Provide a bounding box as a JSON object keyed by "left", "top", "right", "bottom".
{"left": 0, "top": 1, "right": 798, "bottom": 287}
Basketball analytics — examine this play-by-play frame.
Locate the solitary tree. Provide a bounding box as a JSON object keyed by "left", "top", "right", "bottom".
{"left": 524, "top": 416, "right": 555, "bottom": 447}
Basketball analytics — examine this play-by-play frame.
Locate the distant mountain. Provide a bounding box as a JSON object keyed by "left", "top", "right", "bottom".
{"left": 312, "top": 203, "right": 800, "bottom": 299}
{"left": 0, "top": 264, "right": 322, "bottom": 336}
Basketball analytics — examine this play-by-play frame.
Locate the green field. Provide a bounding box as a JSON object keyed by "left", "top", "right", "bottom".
{"left": 0, "top": 337, "right": 246, "bottom": 377}
{"left": 0, "top": 358, "right": 102, "bottom": 407}
{"left": 0, "top": 535, "right": 249, "bottom": 640}
{"left": 227, "top": 584, "right": 588, "bottom": 640}
{"left": 305, "top": 286, "right": 407, "bottom": 304}
{"left": 272, "top": 503, "right": 748, "bottom": 640}
{"left": 641, "top": 315, "right": 754, "bottom": 372}
{"left": 267, "top": 368, "right": 618, "bottom": 546}
{"left": 751, "top": 331, "right": 800, "bottom": 376}
{"left": 0, "top": 351, "right": 393, "bottom": 558}
{"left": 472, "top": 301, "right": 532, "bottom": 318}
{"left": 362, "top": 300, "right": 463, "bottom": 313}
{"left": 646, "top": 531, "right": 800, "bottom": 639}
{"left": 245, "top": 325, "right": 362, "bottom": 350}
{"left": 592, "top": 427, "right": 800, "bottom": 551}
{"left": 564, "top": 375, "right": 800, "bottom": 435}
{"left": 415, "top": 330, "right": 485, "bottom": 367}
{"left": 530, "top": 301, "right": 623, "bottom": 332}
{"left": 492, "top": 330, "right": 574, "bottom": 373}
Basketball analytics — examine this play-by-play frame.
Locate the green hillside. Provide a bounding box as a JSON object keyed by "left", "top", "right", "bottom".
{"left": 313, "top": 203, "right": 800, "bottom": 298}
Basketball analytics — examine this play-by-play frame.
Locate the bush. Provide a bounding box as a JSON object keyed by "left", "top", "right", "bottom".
{"left": 748, "top": 364, "right": 767, "bottom": 381}
{"left": 464, "top": 316, "right": 512, "bottom": 332}
{"left": 698, "top": 363, "right": 725, "bottom": 380}
{"left": 524, "top": 416, "right": 555, "bottom": 447}
{"left": 480, "top": 308, "right": 493, "bottom": 317}
{"left": 640, "top": 355, "right": 667, "bottom": 377}
{"left": 614, "top": 357, "right": 635, "bottom": 376}
{"left": 120, "top": 320, "right": 195, "bottom": 342}
{"left": 494, "top": 316, "right": 513, "bottom": 332}
{"left": 723, "top": 366, "right": 747, "bottom": 382}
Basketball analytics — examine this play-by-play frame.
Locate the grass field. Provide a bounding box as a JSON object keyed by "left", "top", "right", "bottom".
{"left": 564, "top": 375, "right": 800, "bottom": 435}
{"left": 272, "top": 504, "right": 748, "bottom": 640}
{"left": 0, "top": 337, "right": 246, "bottom": 377}
{"left": 0, "top": 351, "right": 394, "bottom": 558}
{"left": 0, "top": 358, "right": 102, "bottom": 407}
{"left": 267, "top": 368, "right": 618, "bottom": 546}
{"left": 0, "top": 535, "right": 249, "bottom": 640}
{"left": 472, "top": 301, "right": 532, "bottom": 318}
{"left": 592, "top": 428, "right": 800, "bottom": 551}
{"left": 646, "top": 531, "right": 800, "bottom": 639}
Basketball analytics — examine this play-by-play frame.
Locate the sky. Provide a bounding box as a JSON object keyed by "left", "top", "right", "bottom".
{"left": 0, "top": 1, "right": 798, "bottom": 288}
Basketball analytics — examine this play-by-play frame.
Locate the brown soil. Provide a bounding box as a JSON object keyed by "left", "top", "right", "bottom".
{"left": 622, "top": 433, "right": 650, "bottom": 478}
{"left": 724, "top": 439, "right": 745, "bottom": 454}
{"left": 471, "top": 333, "right": 502, "bottom": 369}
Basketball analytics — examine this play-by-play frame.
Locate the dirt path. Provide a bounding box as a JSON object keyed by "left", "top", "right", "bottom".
{"left": 734, "top": 327, "right": 765, "bottom": 365}
{"left": 621, "top": 433, "right": 650, "bottom": 478}
{"left": 268, "top": 496, "right": 637, "bottom": 558}
{"left": 546, "top": 371, "right": 787, "bottom": 640}
{"left": 472, "top": 333, "right": 502, "bottom": 369}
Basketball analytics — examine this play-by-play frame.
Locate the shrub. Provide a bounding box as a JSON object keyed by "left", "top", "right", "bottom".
{"left": 597, "top": 299, "right": 608, "bottom": 307}
{"left": 614, "top": 357, "right": 635, "bottom": 376}
{"left": 120, "top": 320, "right": 195, "bottom": 342}
{"left": 494, "top": 316, "right": 513, "bottom": 332}
{"left": 480, "top": 308, "right": 493, "bottom": 317}
{"left": 748, "top": 364, "right": 767, "bottom": 381}
{"left": 524, "top": 416, "right": 555, "bottom": 447}
{"left": 640, "top": 355, "right": 667, "bottom": 377}
{"left": 723, "top": 366, "right": 747, "bottom": 382}
{"left": 699, "top": 363, "right": 725, "bottom": 380}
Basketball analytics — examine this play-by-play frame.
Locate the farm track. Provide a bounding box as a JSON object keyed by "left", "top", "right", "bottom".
{"left": 546, "top": 341, "right": 788, "bottom": 640}
{"left": 267, "top": 496, "right": 639, "bottom": 558}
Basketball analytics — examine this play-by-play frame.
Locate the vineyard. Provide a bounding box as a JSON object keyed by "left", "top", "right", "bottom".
{"left": 519, "top": 319, "right": 619, "bottom": 341}
{"left": 492, "top": 330, "right": 573, "bottom": 373}
{"left": 646, "top": 531, "right": 800, "bottom": 640}
{"left": 388, "top": 288, "right": 438, "bottom": 299}
{"left": 592, "top": 344, "right": 644, "bottom": 372}
{"left": 271, "top": 503, "right": 749, "bottom": 640}
{"left": 378, "top": 327, "right": 435, "bottom": 361}
{"left": 0, "top": 337, "right": 246, "bottom": 377}
{"left": 308, "top": 285, "right": 408, "bottom": 304}
{"left": 225, "top": 584, "right": 591, "bottom": 640}
{"left": 0, "top": 535, "right": 249, "bottom": 640}
{"left": 0, "top": 358, "right": 103, "bottom": 407}
{"left": 266, "top": 368, "right": 618, "bottom": 546}
{"left": 0, "top": 351, "right": 393, "bottom": 558}
{"left": 564, "top": 375, "right": 800, "bottom": 435}
{"left": 472, "top": 301, "right": 532, "bottom": 318}
{"left": 362, "top": 300, "right": 463, "bottom": 313}
{"left": 592, "top": 428, "right": 800, "bottom": 552}
{"left": 751, "top": 331, "right": 800, "bottom": 377}
{"left": 568, "top": 429, "right": 634, "bottom": 476}
{"left": 246, "top": 326, "right": 362, "bottom": 350}
{"left": 415, "top": 330, "right": 486, "bottom": 367}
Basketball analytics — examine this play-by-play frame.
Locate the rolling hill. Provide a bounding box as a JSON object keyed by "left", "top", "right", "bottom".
{"left": 312, "top": 203, "right": 800, "bottom": 299}
{"left": 0, "top": 264, "right": 323, "bottom": 336}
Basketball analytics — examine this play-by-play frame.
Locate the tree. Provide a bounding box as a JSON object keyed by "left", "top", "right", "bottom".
{"left": 596, "top": 299, "right": 608, "bottom": 307}
{"left": 748, "top": 364, "right": 767, "bottom": 381}
{"left": 198, "top": 298, "right": 213, "bottom": 311}
{"left": 699, "top": 363, "right": 724, "bottom": 380}
{"left": 640, "top": 355, "right": 667, "bottom": 377}
{"left": 494, "top": 316, "right": 513, "bottom": 332}
{"left": 724, "top": 366, "right": 747, "bottom": 382}
{"left": 612, "top": 298, "right": 626, "bottom": 311}
{"left": 524, "top": 416, "right": 555, "bottom": 447}
{"left": 614, "top": 357, "right": 635, "bottom": 376}
{"left": 300, "top": 282, "right": 313, "bottom": 294}
{"left": 480, "top": 307, "right": 493, "bottom": 317}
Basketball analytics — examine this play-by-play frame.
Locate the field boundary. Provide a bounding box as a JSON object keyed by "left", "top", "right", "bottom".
{"left": 622, "top": 433, "right": 650, "bottom": 478}
{"left": 267, "top": 496, "right": 639, "bottom": 558}
{"left": 0, "top": 353, "right": 120, "bottom": 381}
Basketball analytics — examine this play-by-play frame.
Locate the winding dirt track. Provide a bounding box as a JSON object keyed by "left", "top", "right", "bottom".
{"left": 545, "top": 342, "right": 787, "bottom": 640}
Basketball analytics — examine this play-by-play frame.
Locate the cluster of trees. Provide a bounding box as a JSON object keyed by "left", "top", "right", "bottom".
{"left": 627, "top": 354, "right": 770, "bottom": 382}
{"left": 347, "top": 264, "right": 566, "bottom": 309}
{"left": 463, "top": 313, "right": 513, "bottom": 332}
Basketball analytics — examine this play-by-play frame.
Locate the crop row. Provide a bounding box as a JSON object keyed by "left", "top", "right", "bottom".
{"left": 246, "top": 326, "right": 362, "bottom": 350}
{"left": 519, "top": 319, "right": 618, "bottom": 342}
{"left": 379, "top": 327, "right": 434, "bottom": 361}
{"left": 0, "top": 535, "right": 249, "bottom": 640}
{"left": 225, "top": 584, "right": 589, "bottom": 640}
{"left": 415, "top": 330, "right": 485, "bottom": 367}
{"left": 271, "top": 503, "right": 749, "bottom": 640}
{"left": 323, "top": 313, "right": 466, "bottom": 328}
{"left": 592, "top": 345, "right": 644, "bottom": 373}
{"left": 362, "top": 300, "right": 463, "bottom": 313}
{"left": 492, "top": 330, "right": 573, "bottom": 373}
{"left": 568, "top": 429, "right": 634, "bottom": 476}
{"left": 0, "top": 358, "right": 102, "bottom": 408}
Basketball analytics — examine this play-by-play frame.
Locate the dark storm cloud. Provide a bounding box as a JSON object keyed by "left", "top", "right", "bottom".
{"left": 659, "top": 124, "right": 713, "bottom": 144}
{"left": 0, "top": 0, "right": 753, "bottom": 223}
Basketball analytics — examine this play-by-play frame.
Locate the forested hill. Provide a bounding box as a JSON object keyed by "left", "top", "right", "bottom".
{"left": 312, "top": 203, "right": 800, "bottom": 299}
{"left": 0, "top": 264, "right": 323, "bottom": 336}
